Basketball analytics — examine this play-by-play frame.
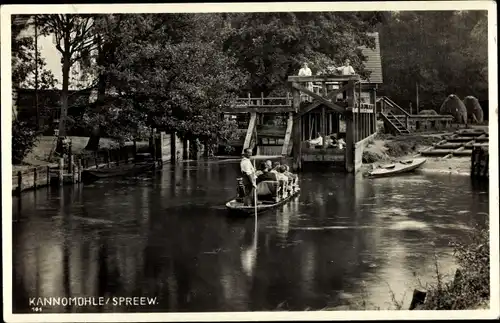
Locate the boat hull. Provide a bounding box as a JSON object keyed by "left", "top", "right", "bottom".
{"left": 82, "top": 162, "right": 156, "bottom": 183}
{"left": 225, "top": 188, "right": 300, "bottom": 216}
{"left": 369, "top": 158, "right": 427, "bottom": 178}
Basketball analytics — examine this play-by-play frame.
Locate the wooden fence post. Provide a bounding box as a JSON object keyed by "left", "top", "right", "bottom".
{"left": 69, "top": 155, "right": 74, "bottom": 176}
{"left": 58, "top": 158, "right": 64, "bottom": 186}
{"left": 68, "top": 142, "right": 72, "bottom": 171}
{"left": 33, "top": 167, "right": 38, "bottom": 189}
{"left": 17, "top": 171, "right": 22, "bottom": 195}
{"left": 46, "top": 165, "right": 50, "bottom": 186}
{"left": 116, "top": 150, "right": 120, "bottom": 166}
{"left": 77, "top": 159, "right": 82, "bottom": 183}
{"left": 133, "top": 140, "right": 137, "bottom": 162}
{"left": 72, "top": 163, "right": 77, "bottom": 184}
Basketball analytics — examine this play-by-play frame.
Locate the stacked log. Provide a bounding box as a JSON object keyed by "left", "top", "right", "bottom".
{"left": 439, "top": 94, "right": 468, "bottom": 124}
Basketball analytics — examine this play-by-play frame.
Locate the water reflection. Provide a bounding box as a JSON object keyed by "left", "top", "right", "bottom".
{"left": 12, "top": 161, "right": 489, "bottom": 313}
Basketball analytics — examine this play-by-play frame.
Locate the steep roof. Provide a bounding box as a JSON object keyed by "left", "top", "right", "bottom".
{"left": 360, "top": 32, "right": 383, "bottom": 84}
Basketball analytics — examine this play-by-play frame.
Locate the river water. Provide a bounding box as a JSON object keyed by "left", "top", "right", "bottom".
{"left": 11, "top": 160, "right": 489, "bottom": 313}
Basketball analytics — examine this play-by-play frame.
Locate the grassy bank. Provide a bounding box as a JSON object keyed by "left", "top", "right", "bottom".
{"left": 417, "top": 220, "right": 490, "bottom": 310}
{"left": 14, "top": 136, "right": 149, "bottom": 171}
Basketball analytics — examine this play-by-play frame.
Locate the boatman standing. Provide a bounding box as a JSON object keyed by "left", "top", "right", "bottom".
{"left": 240, "top": 148, "right": 257, "bottom": 206}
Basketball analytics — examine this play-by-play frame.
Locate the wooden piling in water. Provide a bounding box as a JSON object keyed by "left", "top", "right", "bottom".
{"left": 471, "top": 146, "right": 489, "bottom": 179}
{"left": 77, "top": 159, "right": 82, "bottom": 183}
{"left": 133, "top": 140, "right": 137, "bottom": 161}
{"left": 17, "top": 171, "right": 22, "bottom": 195}
{"left": 69, "top": 155, "right": 74, "bottom": 175}
{"left": 33, "top": 167, "right": 38, "bottom": 189}
{"left": 409, "top": 289, "right": 427, "bottom": 310}
{"left": 72, "top": 163, "right": 77, "bottom": 184}
{"left": 58, "top": 158, "right": 64, "bottom": 186}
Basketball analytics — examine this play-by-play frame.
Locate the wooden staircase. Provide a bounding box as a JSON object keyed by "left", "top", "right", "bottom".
{"left": 378, "top": 96, "right": 411, "bottom": 135}
{"left": 382, "top": 112, "right": 410, "bottom": 135}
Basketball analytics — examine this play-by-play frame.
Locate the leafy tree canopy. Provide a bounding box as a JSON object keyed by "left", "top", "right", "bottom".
{"left": 223, "top": 12, "right": 383, "bottom": 95}
{"left": 379, "top": 10, "right": 488, "bottom": 110}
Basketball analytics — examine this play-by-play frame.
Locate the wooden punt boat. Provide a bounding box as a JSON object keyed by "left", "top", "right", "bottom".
{"left": 368, "top": 158, "right": 427, "bottom": 178}
{"left": 82, "top": 161, "right": 156, "bottom": 183}
{"left": 225, "top": 187, "right": 301, "bottom": 216}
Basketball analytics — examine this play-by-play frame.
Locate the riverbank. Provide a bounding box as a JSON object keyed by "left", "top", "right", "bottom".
{"left": 360, "top": 133, "right": 472, "bottom": 176}
{"left": 13, "top": 136, "right": 149, "bottom": 172}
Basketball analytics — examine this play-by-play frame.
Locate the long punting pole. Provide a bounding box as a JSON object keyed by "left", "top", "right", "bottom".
{"left": 253, "top": 124, "right": 258, "bottom": 223}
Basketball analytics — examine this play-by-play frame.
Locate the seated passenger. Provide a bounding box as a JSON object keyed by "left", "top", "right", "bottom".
{"left": 265, "top": 160, "right": 273, "bottom": 170}
{"left": 270, "top": 161, "right": 281, "bottom": 174}
{"left": 255, "top": 163, "right": 279, "bottom": 201}
{"left": 283, "top": 165, "right": 299, "bottom": 192}
{"left": 283, "top": 165, "right": 297, "bottom": 180}
{"left": 255, "top": 162, "right": 266, "bottom": 177}
{"left": 256, "top": 162, "right": 277, "bottom": 184}
{"left": 275, "top": 165, "right": 289, "bottom": 184}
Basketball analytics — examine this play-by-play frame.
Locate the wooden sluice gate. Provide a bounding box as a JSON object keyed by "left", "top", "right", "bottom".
{"left": 221, "top": 74, "right": 378, "bottom": 173}
{"left": 288, "top": 74, "right": 378, "bottom": 173}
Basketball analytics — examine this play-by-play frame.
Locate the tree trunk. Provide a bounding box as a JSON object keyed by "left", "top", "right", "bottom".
{"left": 85, "top": 126, "right": 101, "bottom": 151}
{"left": 55, "top": 49, "right": 71, "bottom": 155}
{"left": 84, "top": 36, "right": 107, "bottom": 151}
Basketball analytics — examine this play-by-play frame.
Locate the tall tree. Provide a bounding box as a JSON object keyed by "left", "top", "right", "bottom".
{"left": 11, "top": 15, "right": 57, "bottom": 164}
{"left": 12, "top": 15, "right": 56, "bottom": 93}
{"left": 95, "top": 14, "right": 246, "bottom": 153}
{"left": 223, "top": 12, "right": 383, "bottom": 96}
{"left": 36, "top": 14, "right": 99, "bottom": 153}
{"left": 379, "top": 11, "right": 488, "bottom": 111}
{"left": 82, "top": 14, "right": 125, "bottom": 150}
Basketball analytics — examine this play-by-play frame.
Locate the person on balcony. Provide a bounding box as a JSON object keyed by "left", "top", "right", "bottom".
{"left": 298, "top": 61, "right": 313, "bottom": 102}
{"left": 337, "top": 59, "right": 356, "bottom": 75}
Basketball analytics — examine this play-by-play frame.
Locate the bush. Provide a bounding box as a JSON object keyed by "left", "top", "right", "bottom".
{"left": 362, "top": 150, "right": 385, "bottom": 163}
{"left": 384, "top": 140, "right": 415, "bottom": 157}
{"left": 420, "top": 220, "right": 489, "bottom": 310}
{"left": 12, "top": 119, "right": 42, "bottom": 165}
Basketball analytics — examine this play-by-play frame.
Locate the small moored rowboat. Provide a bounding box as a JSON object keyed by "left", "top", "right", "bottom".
{"left": 368, "top": 157, "right": 427, "bottom": 178}
{"left": 82, "top": 161, "right": 156, "bottom": 183}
